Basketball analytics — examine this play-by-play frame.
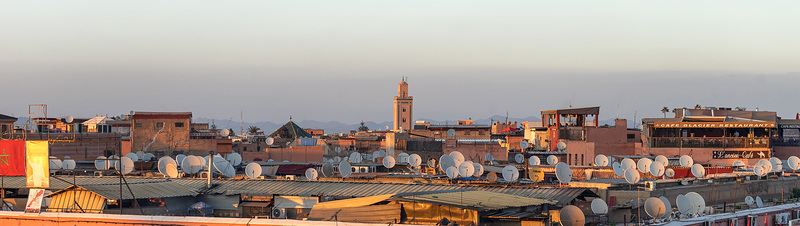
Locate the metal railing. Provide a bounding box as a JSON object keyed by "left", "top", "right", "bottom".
{"left": 651, "top": 137, "right": 770, "bottom": 148}
{"left": 772, "top": 138, "right": 800, "bottom": 147}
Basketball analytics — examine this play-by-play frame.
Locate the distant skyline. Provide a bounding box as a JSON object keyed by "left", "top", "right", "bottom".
{"left": 2, "top": 1, "right": 799, "bottom": 123}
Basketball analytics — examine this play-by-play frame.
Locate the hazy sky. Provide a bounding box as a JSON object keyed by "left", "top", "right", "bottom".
{"left": 2, "top": 1, "right": 799, "bottom": 123}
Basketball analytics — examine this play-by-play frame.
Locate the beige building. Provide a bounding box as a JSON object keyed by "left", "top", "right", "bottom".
{"left": 393, "top": 78, "right": 413, "bottom": 131}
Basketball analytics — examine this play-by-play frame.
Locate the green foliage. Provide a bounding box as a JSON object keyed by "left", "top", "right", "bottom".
{"left": 247, "top": 126, "right": 261, "bottom": 135}
{"left": 792, "top": 188, "right": 800, "bottom": 199}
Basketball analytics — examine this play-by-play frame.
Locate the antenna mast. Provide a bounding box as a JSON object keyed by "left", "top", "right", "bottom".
{"left": 240, "top": 110, "right": 244, "bottom": 136}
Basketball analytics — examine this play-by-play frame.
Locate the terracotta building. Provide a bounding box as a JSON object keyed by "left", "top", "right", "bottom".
{"left": 393, "top": 78, "right": 413, "bottom": 131}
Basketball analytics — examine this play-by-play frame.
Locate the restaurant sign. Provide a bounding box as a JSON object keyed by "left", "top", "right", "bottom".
{"left": 654, "top": 122, "right": 776, "bottom": 129}
{"left": 712, "top": 150, "right": 768, "bottom": 159}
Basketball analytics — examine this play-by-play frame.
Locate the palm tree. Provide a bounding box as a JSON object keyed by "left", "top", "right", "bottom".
{"left": 358, "top": 121, "right": 369, "bottom": 132}
{"left": 248, "top": 126, "right": 261, "bottom": 135}
{"left": 735, "top": 107, "right": 747, "bottom": 111}
{"left": 661, "top": 107, "right": 669, "bottom": 118}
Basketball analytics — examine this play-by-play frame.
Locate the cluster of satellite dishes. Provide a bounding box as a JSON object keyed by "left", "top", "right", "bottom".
{"left": 675, "top": 192, "right": 707, "bottom": 218}
{"left": 49, "top": 156, "right": 77, "bottom": 173}
{"left": 85, "top": 151, "right": 243, "bottom": 179}
{"left": 438, "top": 151, "right": 484, "bottom": 179}
{"left": 604, "top": 154, "right": 707, "bottom": 183}
{"left": 745, "top": 195, "right": 765, "bottom": 208}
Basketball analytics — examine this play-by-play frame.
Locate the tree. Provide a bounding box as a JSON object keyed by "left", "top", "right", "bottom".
{"left": 735, "top": 107, "right": 747, "bottom": 111}
{"left": 694, "top": 104, "right": 702, "bottom": 109}
{"left": 661, "top": 107, "right": 669, "bottom": 118}
{"left": 358, "top": 121, "right": 369, "bottom": 132}
{"left": 228, "top": 128, "right": 236, "bottom": 137}
{"left": 248, "top": 126, "right": 261, "bottom": 135}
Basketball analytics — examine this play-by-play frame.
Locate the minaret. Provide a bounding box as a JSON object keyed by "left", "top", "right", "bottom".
{"left": 393, "top": 77, "right": 413, "bottom": 131}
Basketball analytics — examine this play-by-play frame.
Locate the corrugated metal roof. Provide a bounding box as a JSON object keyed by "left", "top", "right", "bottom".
{"left": 393, "top": 190, "right": 554, "bottom": 211}
{"left": 47, "top": 180, "right": 197, "bottom": 200}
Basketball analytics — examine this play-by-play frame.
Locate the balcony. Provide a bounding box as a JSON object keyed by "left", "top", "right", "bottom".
{"left": 773, "top": 138, "right": 800, "bottom": 147}
{"left": 558, "top": 128, "right": 585, "bottom": 141}
{"left": 651, "top": 137, "right": 770, "bottom": 148}
{"left": 190, "top": 132, "right": 217, "bottom": 139}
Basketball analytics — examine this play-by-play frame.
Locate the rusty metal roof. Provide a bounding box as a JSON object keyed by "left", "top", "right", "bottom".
{"left": 393, "top": 190, "right": 555, "bottom": 211}
{"left": 46, "top": 180, "right": 198, "bottom": 200}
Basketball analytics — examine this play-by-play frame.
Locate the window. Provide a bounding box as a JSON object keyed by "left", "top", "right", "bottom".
{"left": 627, "top": 134, "right": 636, "bottom": 139}
{"left": 175, "top": 122, "right": 184, "bottom": 127}
{"left": 156, "top": 122, "right": 164, "bottom": 128}
{"left": 135, "top": 123, "right": 142, "bottom": 128}
{"left": 402, "top": 108, "right": 406, "bottom": 112}
{"left": 402, "top": 118, "right": 406, "bottom": 123}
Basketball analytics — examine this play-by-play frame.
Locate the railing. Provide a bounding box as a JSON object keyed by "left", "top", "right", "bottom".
{"left": 558, "top": 128, "right": 585, "bottom": 141}
{"left": 773, "top": 138, "right": 800, "bottom": 147}
{"left": 190, "top": 132, "right": 216, "bottom": 139}
{"left": 651, "top": 137, "right": 770, "bottom": 148}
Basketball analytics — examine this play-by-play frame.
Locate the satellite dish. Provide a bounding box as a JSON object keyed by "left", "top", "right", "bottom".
{"left": 66, "top": 116, "right": 74, "bottom": 123}
{"left": 266, "top": 137, "right": 274, "bottom": 145}
{"left": 691, "top": 164, "right": 705, "bottom": 178}
{"left": 321, "top": 162, "right": 334, "bottom": 178}
{"left": 756, "top": 196, "right": 764, "bottom": 208}
{"left": 176, "top": 154, "right": 187, "bottom": 167}
{"left": 685, "top": 192, "right": 705, "bottom": 215}
{"left": 650, "top": 161, "right": 665, "bottom": 177}
{"left": 679, "top": 155, "right": 693, "bottom": 167}
{"left": 450, "top": 151, "right": 464, "bottom": 167}
{"left": 350, "top": 152, "right": 361, "bottom": 164}
{"left": 397, "top": 153, "right": 409, "bottom": 163}
{"left": 213, "top": 156, "right": 235, "bottom": 178}
{"left": 136, "top": 151, "right": 144, "bottom": 161}
{"left": 339, "top": 161, "right": 352, "bottom": 178}
{"left": 529, "top": 156, "right": 541, "bottom": 166}
{"left": 557, "top": 141, "right": 567, "bottom": 151}
{"left": 547, "top": 155, "right": 559, "bottom": 165}
{"left": 227, "top": 153, "right": 242, "bottom": 166}
{"left": 109, "top": 155, "right": 119, "bottom": 169}
{"left": 472, "top": 163, "right": 484, "bottom": 177}
{"left": 485, "top": 153, "right": 494, "bottom": 162}
{"left": 487, "top": 172, "right": 498, "bottom": 182}
{"left": 624, "top": 169, "right": 640, "bottom": 184}
{"left": 49, "top": 157, "right": 62, "bottom": 172}
{"left": 745, "top": 196, "right": 754, "bottom": 206}
{"left": 408, "top": 154, "right": 422, "bottom": 167}
{"left": 655, "top": 155, "right": 669, "bottom": 166}
{"left": 439, "top": 155, "right": 456, "bottom": 173}
{"left": 758, "top": 159, "right": 773, "bottom": 173}
{"left": 645, "top": 197, "right": 666, "bottom": 218}
{"left": 157, "top": 156, "right": 177, "bottom": 176}
{"left": 555, "top": 162, "right": 572, "bottom": 184}
{"left": 612, "top": 162, "right": 624, "bottom": 177}
{"left": 427, "top": 159, "right": 436, "bottom": 168}
{"left": 245, "top": 162, "right": 262, "bottom": 179}
{"left": 529, "top": 167, "right": 544, "bottom": 182}
{"left": 165, "top": 164, "right": 178, "bottom": 178}
{"left": 220, "top": 129, "right": 230, "bottom": 137}
{"left": 770, "top": 157, "right": 782, "bottom": 172}
{"left": 520, "top": 140, "right": 529, "bottom": 149}
{"left": 733, "top": 160, "right": 746, "bottom": 168}
{"left": 789, "top": 156, "right": 800, "bottom": 170}
{"left": 447, "top": 129, "right": 456, "bottom": 138}
{"left": 637, "top": 158, "right": 653, "bottom": 174}
{"left": 676, "top": 194, "right": 691, "bottom": 215}
{"left": 502, "top": 165, "right": 519, "bottom": 182}
{"left": 142, "top": 153, "right": 155, "bottom": 162}
{"left": 754, "top": 162, "right": 768, "bottom": 176}
{"left": 515, "top": 153, "right": 525, "bottom": 164}
{"left": 62, "top": 159, "right": 76, "bottom": 170}
{"left": 95, "top": 156, "right": 110, "bottom": 170}
{"left": 305, "top": 168, "right": 318, "bottom": 180}
{"left": 621, "top": 158, "right": 636, "bottom": 171}
{"left": 659, "top": 196, "right": 672, "bottom": 212}
{"left": 559, "top": 205, "right": 585, "bottom": 226}
{"left": 383, "top": 156, "right": 396, "bottom": 168}
{"left": 595, "top": 154, "right": 608, "bottom": 166}
{"left": 591, "top": 198, "right": 608, "bottom": 214}
{"left": 458, "top": 162, "right": 475, "bottom": 178}
{"left": 665, "top": 168, "right": 676, "bottom": 178}
{"left": 333, "top": 156, "right": 341, "bottom": 163}
{"left": 446, "top": 166, "right": 459, "bottom": 179}
{"left": 117, "top": 157, "right": 134, "bottom": 174}
{"left": 181, "top": 155, "right": 202, "bottom": 174}
{"left": 125, "top": 153, "right": 139, "bottom": 162}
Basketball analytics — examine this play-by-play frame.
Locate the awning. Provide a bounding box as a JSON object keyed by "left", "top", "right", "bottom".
{"left": 311, "top": 193, "right": 394, "bottom": 210}
{"left": 240, "top": 202, "right": 271, "bottom": 208}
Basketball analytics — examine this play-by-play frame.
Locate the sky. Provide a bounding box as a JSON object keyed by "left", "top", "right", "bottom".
{"left": 2, "top": 1, "right": 799, "bottom": 124}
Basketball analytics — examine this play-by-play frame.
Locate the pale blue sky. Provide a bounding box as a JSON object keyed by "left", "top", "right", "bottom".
{"left": 2, "top": 1, "right": 799, "bottom": 123}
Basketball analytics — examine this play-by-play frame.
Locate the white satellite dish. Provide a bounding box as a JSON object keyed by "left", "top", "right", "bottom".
{"left": 624, "top": 169, "right": 640, "bottom": 184}
{"left": 408, "top": 154, "right": 422, "bottom": 167}
{"left": 665, "top": 168, "right": 676, "bottom": 178}
{"left": 165, "top": 164, "right": 178, "bottom": 178}
{"left": 439, "top": 155, "right": 456, "bottom": 173}
{"left": 515, "top": 153, "right": 525, "bottom": 164}
{"left": 220, "top": 129, "right": 230, "bottom": 137}
{"left": 65, "top": 116, "right": 74, "bottom": 123}
{"left": 136, "top": 151, "right": 144, "bottom": 161}
{"left": 555, "top": 162, "right": 572, "bottom": 184}
{"left": 529, "top": 156, "right": 541, "bottom": 166}
{"left": 685, "top": 192, "right": 705, "bottom": 215}
{"left": 245, "top": 162, "right": 262, "bottom": 179}
{"left": 679, "top": 155, "right": 693, "bottom": 167}
{"left": 446, "top": 166, "right": 459, "bottom": 179}
{"left": 502, "top": 165, "right": 519, "bottom": 182}
{"left": 612, "top": 162, "right": 624, "bottom": 177}
{"left": 591, "top": 198, "right": 608, "bottom": 214}
{"left": 676, "top": 194, "right": 691, "bottom": 215}
{"left": 650, "top": 161, "right": 665, "bottom": 177}
{"left": 485, "top": 153, "right": 494, "bottom": 162}
{"left": 732, "top": 160, "right": 746, "bottom": 168}
{"left": 487, "top": 172, "right": 498, "bottom": 182}
{"left": 754, "top": 162, "right": 768, "bottom": 176}
{"left": 62, "top": 159, "right": 76, "bottom": 170}
{"left": 659, "top": 196, "right": 672, "bottom": 212}
{"left": 595, "top": 154, "right": 608, "bottom": 166}
{"left": 756, "top": 196, "right": 764, "bottom": 208}
{"left": 557, "top": 141, "right": 567, "bottom": 151}
{"left": 758, "top": 159, "right": 773, "bottom": 173}
{"left": 333, "top": 156, "right": 341, "bottom": 163}
{"left": 125, "top": 153, "right": 139, "bottom": 162}
{"left": 447, "top": 129, "right": 456, "bottom": 138}
{"left": 559, "top": 205, "right": 585, "bottom": 226}
{"left": 383, "top": 156, "right": 396, "bottom": 168}
{"left": 450, "top": 151, "right": 464, "bottom": 167}
{"left": 49, "top": 157, "right": 62, "bottom": 172}
{"left": 109, "top": 155, "right": 119, "bottom": 169}
{"left": 213, "top": 156, "right": 235, "bottom": 178}
{"left": 158, "top": 156, "right": 177, "bottom": 176}
{"left": 745, "top": 196, "right": 754, "bottom": 206}
{"left": 266, "top": 137, "right": 274, "bottom": 145}
{"left": 645, "top": 197, "right": 666, "bottom": 218}
{"left": 427, "top": 158, "right": 436, "bottom": 168}
{"left": 547, "top": 155, "right": 559, "bottom": 165}
{"left": 789, "top": 156, "right": 800, "bottom": 171}
{"left": 621, "top": 158, "right": 636, "bottom": 171}
{"left": 770, "top": 157, "right": 782, "bottom": 172}
{"left": 321, "top": 162, "right": 334, "bottom": 178}
{"left": 117, "top": 157, "right": 134, "bottom": 174}
{"left": 350, "top": 152, "right": 361, "bottom": 164}
{"left": 458, "top": 162, "right": 475, "bottom": 177}
{"left": 519, "top": 140, "right": 529, "bottom": 149}
{"left": 637, "top": 158, "right": 653, "bottom": 174}
{"left": 305, "top": 168, "right": 318, "bottom": 180}
{"left": 227, "top": 153, "right": 242, "bottom": 166}
{"left": 691, "top": 164, "right": 705, "bottom": 178}
{"left": 655, "top": 155, "right": 669, "bottom": 166}
{"left": 378, "top": 149, "right": 386, "bottom": 157}
{"left": 95, "top": 156, "right": 110, "bottom": 170}
{"left": 142, "top": 153, "right": 155, "bottom": 162}
{"left": 339, "top": 161, "right": 352, "bottom": 178}
{"left": 181, "top": 155, "right": 201, "bottom": 174}
{"left": 472, "top": 163, "right": 484, "bottom": 177}
{"left": 176, "top": 154, "right": 186, "bottom": 167}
